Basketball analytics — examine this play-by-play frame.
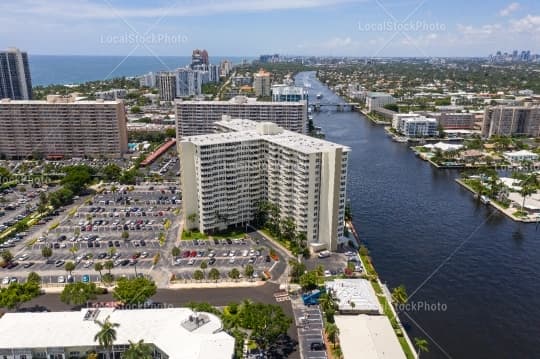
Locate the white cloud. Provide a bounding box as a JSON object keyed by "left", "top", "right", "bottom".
{"left": 0, "top": 0, "right": 361, "bottom": 19}
{"left": 457, "top": 23, "right": 502, "bottom": 36}
{"left": 511, "top": 14, "right": 540, "bottom": 32}
{"left": 499, "top": 2, "right": 520, "bottom": 17}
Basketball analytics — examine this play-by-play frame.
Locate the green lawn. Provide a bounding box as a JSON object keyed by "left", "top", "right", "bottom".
{"left": 181, "top": 228, "right": 248, "bottom": 241}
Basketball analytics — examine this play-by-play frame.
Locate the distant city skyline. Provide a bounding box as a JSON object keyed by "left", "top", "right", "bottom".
{"left": 0, "top": 0, "right": 539, "bottom": 57}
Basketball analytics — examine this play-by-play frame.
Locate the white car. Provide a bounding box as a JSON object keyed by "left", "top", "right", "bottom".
{"left": 18, "top": 253, "right": 29, "bottom": 261}
{"left": 324, "top": 270, "right": 332, "bottom": 277}
{"left": 2, "top": 277, "right": 9, "bottom": 285}
{"left": 57, "top": 276, "right": 65, "bottom": 283}
{"left": 140, "top": 251, "right": 149, "bottom": 258}
{"left": 229, "top": 257, "right": 235, "bottom": 264}
{"left": 188, "top": 258, "right": 195, "bottom": 265}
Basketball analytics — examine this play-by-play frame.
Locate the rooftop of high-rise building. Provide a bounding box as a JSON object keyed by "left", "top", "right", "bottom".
{"left": 184, "top": 117, "right": 349, "bottom": 154}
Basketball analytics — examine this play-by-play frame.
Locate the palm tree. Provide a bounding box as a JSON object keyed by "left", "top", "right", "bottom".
{"left": 319, "top": 292, "right": 336, "bottom": 313}
{"left": 65, "top": 261, "right": 76, "bottom": 276}
{"left": 325, "top": 322, "right": 340, "bottom": 348}
{"left": 414, "top": 337, "right": 429, "bottom": 358}
{"left": 391, "top": 284, "right": 408, "bottom": 306}
{"left": 519, "top": 176, "right": 538, "bottom": 212}
{"left": 104, "top": 260, "right": 114, "bottom": 275}
{"left": 200, "top": 260, "right": 208, "bottom": 277}
{"left": 70, "top": 244, "right": 79, "bottom": 259}
{"left": 94, "top": 262, "right": 104, "bottom": 281}
{"left": 122, "top": 339, "right": 153, "bottom": 359}
{"left": 94, "top": 316, "right": 119, "bottom": 359}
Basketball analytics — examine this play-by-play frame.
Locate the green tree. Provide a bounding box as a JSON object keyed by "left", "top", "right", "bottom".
{"left": 208, "top": 268, "right": 221, "bottom": 282}
{"left": 104, "top": 260, "right": 114, "bottom": 274}
{"left": 0, "top": 281, "right": 40, "bottom": 310}
{"left": 325, "top": 322, "right": 340, "bottom": 348}
{"left": 61, "top": 165, "right": 94, "bottom": 194}
{"left": 200, "top": 260, "right": 208, "bottom": 276}
{"left": 281, "top": 217, "right": 296, "bottom": 241}
{"left": 69, "top": 244, "right": 79, "bottom": 259}
{"left": 392, "top": 284, "right": 408, "bottom": 305}
{"left": 238, "top": 303, "right": 292, "bottom": 351}
{"left": 228, "top": 268, "right": 240, "bottom": 280}
{"left": 41, "top": 246, "right": 53, "bottom": 259}
{"left": 27, "top": 272, "right": 41, "bottom": 284}
{"left": 65, "top": 261, "right": 76, "bottom": 276}
{"left": 102, "top": 164, "right": 122, "bottom": 182}
{"left": 130, "top": 105, "right": 141, "bottom": 114}
{"left": 37, "top": 192, "right": 49, "bottom": 214}
{"left": 414, "top": 337, "right": 430, "bottom": 358}
{"left": 519, "top": 176, "right": 538, "bottom": 211}
{"left": 94, "top": 315, "right": 119, "bottom": 359}
{"left": 94, "top": 262, "right": 104, "bottom": 280}
{"left": 0, "top": 250, "right": 13, "bottom": 264}
{"left": 171, "top": 246, "right": 181, "bottom": 258}
{"left": 244, "top": 264, "right": 254, "bottom": 279}
{"left": 121, "top": 231, "right": 129, "bottom": 240}
{"left": 193, "top": 269, "right": 204, "bottom": 281}
{"left": 289, "top": 259, "right": 306, "bottom": 283}
{"left": 299, "top": 271, "right": 319, "bottom": 291}
{"left": 112, "top": 277, "right": 157, "bottom": 305}
{"left": 61, "top": 282, "right": 98, "bottom": 306}
{"left": 122, "top": 339, "right": 154, "bottom": 359}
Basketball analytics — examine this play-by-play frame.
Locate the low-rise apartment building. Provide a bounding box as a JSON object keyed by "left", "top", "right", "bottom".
{"left": 392, "top": 113, "right": 438, "bottom": 137}
{"left": 0, "top": 95, "right": 128, "bottom": 159}
{"left": 180, "top": 117, "right": 349, "bottom": 251}
{"left": 0, "top": 307, "right": 234, "bottom": 359}
{"left": 175, "top": 96, "right": 307, "bottom": 137}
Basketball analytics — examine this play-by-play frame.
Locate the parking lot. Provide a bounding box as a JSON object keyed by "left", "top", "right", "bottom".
{"left": 173, "top": 237, "right": 274, "bottom": 280}
{"left": 1, "top": 184, "right": 181, "bottom": 287}
{"left": 293, "top": 303, "right": 327, "bottom": 359}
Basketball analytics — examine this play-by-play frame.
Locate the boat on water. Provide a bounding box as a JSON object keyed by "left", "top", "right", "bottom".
{"left": 480, "top": 195, "right": 490, "bottom": 205}
{"left": 316, "top": 93, "right": 323, "bottom": 99}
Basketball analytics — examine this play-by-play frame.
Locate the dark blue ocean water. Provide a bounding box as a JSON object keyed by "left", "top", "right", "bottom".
{"left": 28, "top": 55, "right": 249, "bottom": 86}
{"left": 296, "top": 71, "right": 540, "bottom": 359}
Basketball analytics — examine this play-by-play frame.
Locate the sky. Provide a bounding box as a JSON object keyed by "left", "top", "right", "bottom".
{"left": 0, "top": 0, "right": 539, "bottom": 57}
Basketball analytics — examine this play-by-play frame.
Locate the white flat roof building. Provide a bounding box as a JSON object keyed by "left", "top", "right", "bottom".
{"left": 325, "top": 279, "right": 380, "bottom": 314}
{"left": 334, "top": 315, "right": 407, "bottom": 359}
{"left": 180, "top": 117, "right": 349, "bottom": 251}
{"left": 392, "top": 113, "right": 438, "bottom": 138}
{"left": 0, "top": 307, "right": 234, "bottom": 359}
{"left": 503, "top": 150, "right": 539, "bottom": 163}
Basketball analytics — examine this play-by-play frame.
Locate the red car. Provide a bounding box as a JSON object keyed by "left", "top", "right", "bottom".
{"left": 182, "top": 250, "right": 191, "bottom": 258}
{"left": 190, "top": 250, "right": 197, "bottom": 257}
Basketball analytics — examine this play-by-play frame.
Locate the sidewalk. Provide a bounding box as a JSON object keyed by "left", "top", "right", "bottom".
{"left": 167, "top": 280, "right": 266, "bottom": 289}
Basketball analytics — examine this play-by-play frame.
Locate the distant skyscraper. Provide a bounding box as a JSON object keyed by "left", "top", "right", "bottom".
{"left": 201, "top": 49, "right": 209, "bottom": 65}
{"left": 156, "top": 72, "right": 177, "bottom": 101}
{"left": 220, "top": 60, "right": 232, "bottom": 77}
{"left": 191, "top": 49, "right": 209, "bottom": 67}
{"left": 0, "top": 47, "right": 32, "bottom": 100}
{"left": 175, "top": 68, "right": 202, "bottom": 97}
{"left": 253, "top": 69, "right": 271, "bottom": 97}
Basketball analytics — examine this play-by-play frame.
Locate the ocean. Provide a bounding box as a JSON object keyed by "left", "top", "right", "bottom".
{"left": 28, "top": 55, "right": 251, "bottom": 86}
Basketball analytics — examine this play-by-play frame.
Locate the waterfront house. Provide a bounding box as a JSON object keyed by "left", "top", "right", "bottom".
{"left": 503, "top": 150, "right": 539, "bottom": 164}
